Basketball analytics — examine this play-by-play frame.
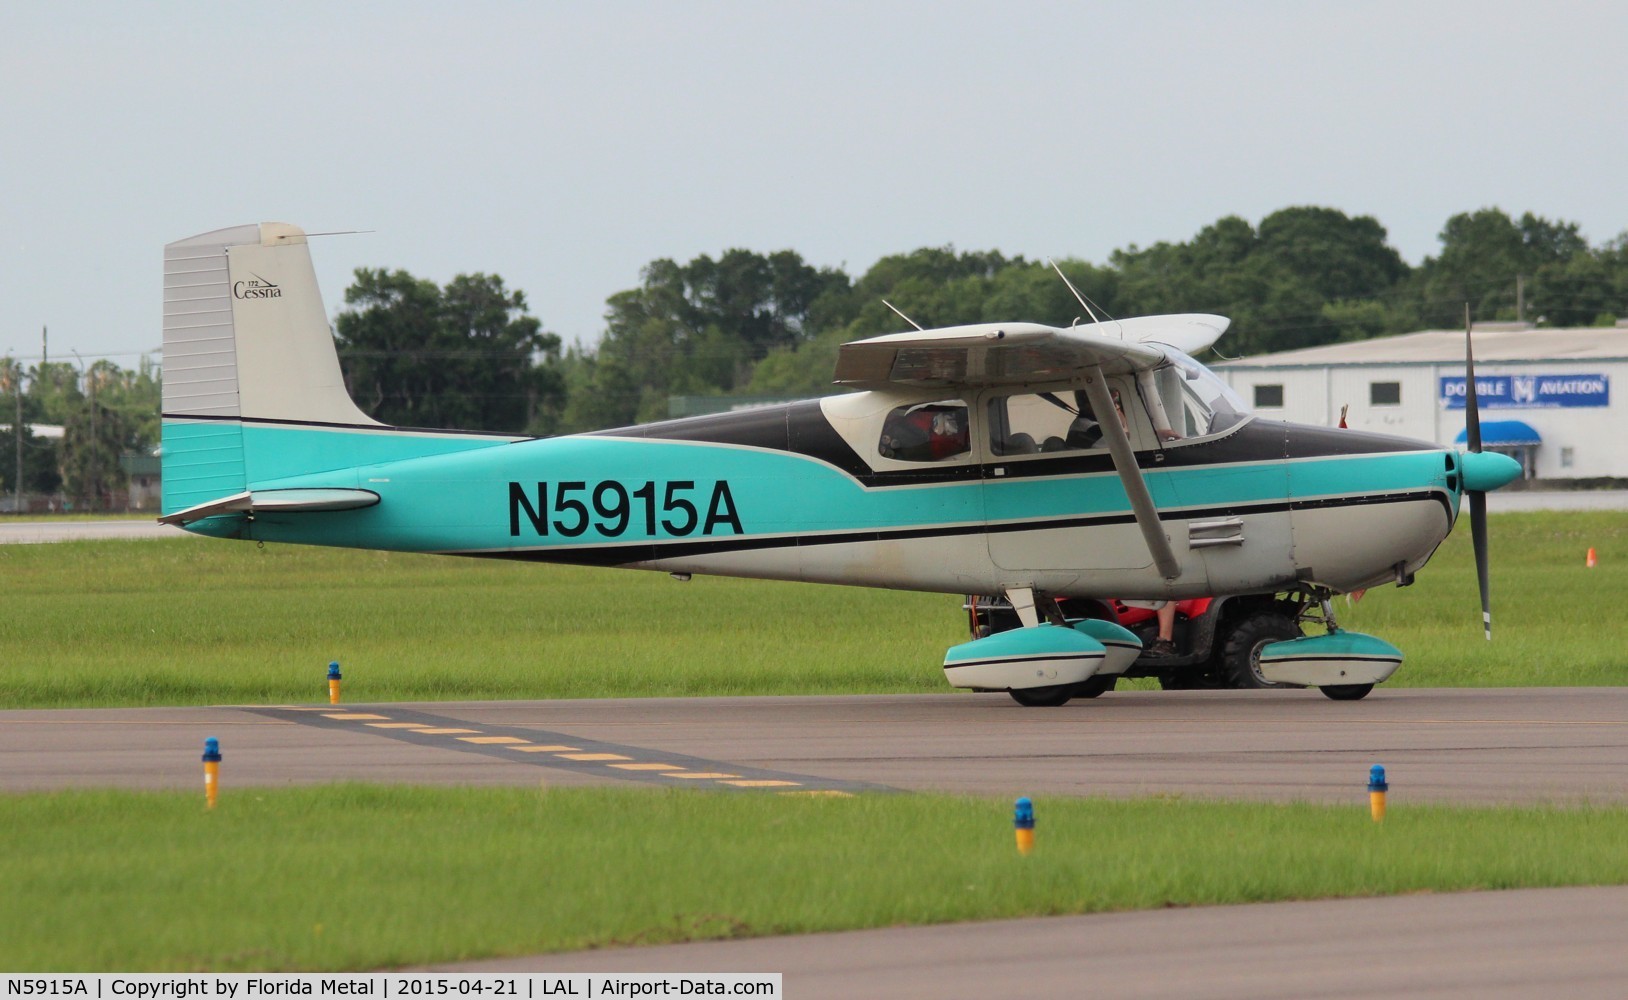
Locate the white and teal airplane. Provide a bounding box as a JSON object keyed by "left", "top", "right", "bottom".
{"left": 160, "top": 223, "right": 1521, "bottom": 704}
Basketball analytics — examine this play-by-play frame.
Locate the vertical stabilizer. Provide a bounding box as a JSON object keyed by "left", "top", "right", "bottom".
{"left": 161, "top": 222, "right": 380, "bottom": 515}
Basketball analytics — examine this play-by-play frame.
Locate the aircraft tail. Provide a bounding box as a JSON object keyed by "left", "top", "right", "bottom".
{"left": 161, "top": 223, "right": 382, "bottom": 518}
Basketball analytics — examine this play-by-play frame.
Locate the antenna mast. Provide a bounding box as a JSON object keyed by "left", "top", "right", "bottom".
{"left": 881, "top": 299, "right": 924, "bottom": 331}
{"left": 1047, "top": 259, "right": 1106, "bottom": 327}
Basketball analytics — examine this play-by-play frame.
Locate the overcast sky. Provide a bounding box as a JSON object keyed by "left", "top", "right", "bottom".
{"left": 4, "top": 1, "right": 1626, "bottom": 365}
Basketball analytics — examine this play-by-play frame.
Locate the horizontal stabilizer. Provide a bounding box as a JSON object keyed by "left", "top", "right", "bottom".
{"left": 158, "top": 488, "right": 380, "bottom": 526}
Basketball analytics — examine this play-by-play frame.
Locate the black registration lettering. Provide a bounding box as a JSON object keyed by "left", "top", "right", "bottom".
{"left": 702, "top": 481, "right": 742, "bottom": 535}
{"left": 508, "top": 479, "right": 741, "bottom": 539}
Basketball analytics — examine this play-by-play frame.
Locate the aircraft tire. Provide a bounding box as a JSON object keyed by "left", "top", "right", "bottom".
{"left": 1008, "top": 685, "right": 1074, "bottom": 707}
{"left": 1220, "top": 609, "right": 1302, "bottom": 689}
{"left": 1072, "top": 675, "right": 1117, "bottom": 699}
{"left": 1319, "top": 683, "right": 1374, "bottom": 701}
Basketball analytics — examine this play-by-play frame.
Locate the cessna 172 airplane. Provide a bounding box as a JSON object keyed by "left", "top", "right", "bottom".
{"left": 159, "top": 223, "right": 1521, "bottom": 704}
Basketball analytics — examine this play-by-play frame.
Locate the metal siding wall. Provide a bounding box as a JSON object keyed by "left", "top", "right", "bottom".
{"left": 1225, "top": 358, "right": 1628, "bottom": 478}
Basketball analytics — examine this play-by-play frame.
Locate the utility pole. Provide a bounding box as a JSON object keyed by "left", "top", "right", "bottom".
{"left": 10, "top": 358, "right": 21, "bottom": 515}
{"left": 1516, "top": 275, "right": 1526, "bottom": 324}
{"left": 15, "top": 367, "right": 22, "bottom": 515}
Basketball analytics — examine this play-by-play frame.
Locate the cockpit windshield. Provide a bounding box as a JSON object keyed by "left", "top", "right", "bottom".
{"left": 1154, "top": 347, "right": 1250, "bottom": 437}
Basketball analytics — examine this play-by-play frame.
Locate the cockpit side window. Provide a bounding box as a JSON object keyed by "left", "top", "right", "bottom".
{"left": 877, "top": 400, "right": 971, "bottom": 462}
{"left": 987, "top": 391, "right": 1106, "bottom": 456}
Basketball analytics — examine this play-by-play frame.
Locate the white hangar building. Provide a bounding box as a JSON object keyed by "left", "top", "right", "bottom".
{"left": 1218, "top": 324, "right": 1627, "bottom": 481}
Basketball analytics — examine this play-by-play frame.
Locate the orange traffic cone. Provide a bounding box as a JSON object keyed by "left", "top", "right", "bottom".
{"left": 1586, "top": 548, "right": 1598, "bottom": 568}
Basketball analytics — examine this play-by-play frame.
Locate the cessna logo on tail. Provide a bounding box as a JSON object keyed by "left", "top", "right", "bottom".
{"left": 233, "top": 274, "right": 282, "bottom": 299}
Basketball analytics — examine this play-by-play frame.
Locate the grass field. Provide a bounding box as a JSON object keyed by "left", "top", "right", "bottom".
{"left": 5, "top": 785, "right": 1628, "bottom": 971}
{"left": 2, "top": 510, "right": 1623, "bottom": 708}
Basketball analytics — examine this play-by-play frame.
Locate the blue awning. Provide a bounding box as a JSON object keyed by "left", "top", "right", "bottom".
{"left": 1454, "top": 420, "right": 1542, "bottom": 446}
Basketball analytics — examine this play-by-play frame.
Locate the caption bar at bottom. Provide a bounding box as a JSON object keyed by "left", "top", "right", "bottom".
{"left": 0, "top": 975, "right": 780, "bottom": 999}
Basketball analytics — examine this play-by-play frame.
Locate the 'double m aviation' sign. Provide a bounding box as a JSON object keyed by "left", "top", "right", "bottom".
{"left": 1439, "top": 374, "right": 1610, "bottom": 409}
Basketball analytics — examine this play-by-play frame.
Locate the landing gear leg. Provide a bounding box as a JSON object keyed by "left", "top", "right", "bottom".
{"left": 1302, "top": 590, "right": 1376, "bottom": 701}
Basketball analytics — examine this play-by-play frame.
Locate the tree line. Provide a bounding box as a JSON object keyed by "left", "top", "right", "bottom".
{"left": 1, "top": 357, "right": 160, "bottom": 509}
{"left": 336, "top": 204, "right": 1628, "bottom": 437}
{"left": 7, "top": 203, "right": 1626, "bottom": 505}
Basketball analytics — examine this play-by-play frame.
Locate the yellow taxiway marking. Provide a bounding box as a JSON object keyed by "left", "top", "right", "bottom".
{"left": 781, "top": 790, "right": 854, "bottom": 797}
{"left": 412, "top": 728, "right": 479, "bottom": 735}
{"left": 509, "top": 745, "right": 581, "bottom": 753}
{"left": 457, "top": 736, "right": 531, "bottom": 745}
{"left": 558, "top": 752, "right": 632, "bottom": 761}
{"left": 668, "top": 772, "right": 740, "bottom": 780}
{"left": 323, "top": 713, "right": 389, "bottom": 720}
{"left": 608, "top": 762, "right": 684, "bottom": 771}
{"left": 366, "top": 722, "right": 431, "bottom": 729}
{"left": 721, "top": 780, "right": 801, "bottom": 788}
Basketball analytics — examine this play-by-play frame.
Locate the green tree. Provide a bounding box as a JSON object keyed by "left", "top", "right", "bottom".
{"left": 1411, "top": 208, "right": 1590, "bottom": 326}
{"left": 738, "top": 249, "right": 1101, "bottom": 399}
{"left": 574, "top": 249, "right": 850, "bottom": 428}
{"left": 3, "top": 361, "right": 63, "bottom": 498}
{"left": 1114, "top": 208, "right": 1412, "bottom": 356}
{"left": 56, "top": 361, "right": 148, "bottom": 510}
{"left": 335, "top": 269, "right": 562, "bottom": 433}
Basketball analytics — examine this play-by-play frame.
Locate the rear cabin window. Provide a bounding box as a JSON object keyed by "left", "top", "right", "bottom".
{"left": 877, "top": 400, "right": 970, "bottom": 462}
{"left": 987, "top": 391, "right": 1105, "bottom": 456}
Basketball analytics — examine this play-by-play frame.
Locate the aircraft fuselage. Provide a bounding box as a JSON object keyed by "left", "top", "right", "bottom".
{"left": 191, "top": 391, "right": 1459, "bottom": 602}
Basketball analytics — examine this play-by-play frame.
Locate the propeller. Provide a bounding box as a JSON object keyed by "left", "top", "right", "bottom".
{"left": 1464, "top": 306, "right": 1492, "bottom": 640}
{"left": 1456, "top": 306, "right": 1521, "bottom": 639}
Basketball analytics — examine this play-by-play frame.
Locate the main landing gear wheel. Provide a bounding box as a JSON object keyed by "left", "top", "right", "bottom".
{"left": 1319, "top": 683, "right": 1375, "bottom": 701}
{"left": 1221, "top": 609, "right": 1302, "bottom": 689}
{"left": 1072, "top": 674, "right": 1117, "bottom": 699}
{"left": 1008, "top": 684, "right": 1074, "bottom": 707}
{"left": 1008, "top": 674, "right": 1117, "bottom": 706}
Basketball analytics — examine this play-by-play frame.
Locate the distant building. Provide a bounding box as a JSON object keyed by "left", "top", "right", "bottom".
{"left": 1218, "top": 323, "right": 1628, "bottom": 481}
{"left": 120, "top": 451, "right": 162, "bottom": 510}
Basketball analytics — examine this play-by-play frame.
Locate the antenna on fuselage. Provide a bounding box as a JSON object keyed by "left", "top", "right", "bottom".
{"left": 1047, "top": 258, "right": 1118, "bottom": 336}
{"left": 1047, "top": 259, "right": 1099, "bottom": 324}
{"left": 881, "top": 299, "right": 924, "bottom": 331}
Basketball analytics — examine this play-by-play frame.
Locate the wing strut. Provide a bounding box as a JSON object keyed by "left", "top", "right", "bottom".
{"left": 1080, "top": 368, "right": 1181, "bottom": 580}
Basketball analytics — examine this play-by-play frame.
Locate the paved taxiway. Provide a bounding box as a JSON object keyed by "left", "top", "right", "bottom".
{"left": 5, "top": 688, "right": 1625, "bottom": 802}
{"left": 7, "top": 689, "right": 1626, "bottom": 994}
{"left": 440, "top": 885, "right": 1628, "bottom": 999}
{"left": 0, "top": 518, "right": 181, "bottom": 543}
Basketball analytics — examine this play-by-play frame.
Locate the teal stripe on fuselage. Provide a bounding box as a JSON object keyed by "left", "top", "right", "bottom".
{"left": 161, "top": 418, "right": 517, "bottom": 516}
{"left": 212, "top": 424, "right": 1455, "bottom": 557}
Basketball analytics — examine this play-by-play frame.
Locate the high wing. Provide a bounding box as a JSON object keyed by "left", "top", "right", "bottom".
{"left": 836, "top": 313, "right": 1229, "bottom": 584}
{"left": 832, "top": 314, "right": 1229, "bottom": 389}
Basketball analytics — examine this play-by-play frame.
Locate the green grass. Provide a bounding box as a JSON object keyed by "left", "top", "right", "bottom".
{"left": 4, "top": 785, "right": 1626, "bottom": 971}
{"left": 0, "top": 539, "right": 957, "bottom": 707}
{"left": 1337, "top": 510, "right": 1628, "bottom": 686}
{"left": 1, "top": 510, "right": 1622, "bottom": 708}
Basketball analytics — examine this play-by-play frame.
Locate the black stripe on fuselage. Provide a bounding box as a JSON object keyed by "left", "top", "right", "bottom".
{"left": 161, "top": 411, "right": 529, "bottom": 439}
{"left": 459, "top": 489, "right": 1451, "bottom": 569}
{"left": 587, "top": 401, "right": 1439, "bottom": 487}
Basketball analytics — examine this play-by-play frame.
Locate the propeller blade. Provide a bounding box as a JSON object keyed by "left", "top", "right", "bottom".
{"left": 1470, "top": 489, "right": 1491, "bottom": 640}
{"left": 1464, "top": 304, "right": 1491, "bottom": 639}
{"left": 1464, "top": 304, "right": 1482, "bottom": 453}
